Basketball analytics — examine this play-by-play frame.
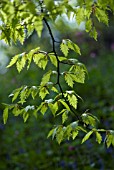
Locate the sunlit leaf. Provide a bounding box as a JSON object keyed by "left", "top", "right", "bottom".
{"left": 82, "top": 130, "right": 93, "bottom": 143}
{"left": 3, "top": 107, "right": 8, "bottom": 124}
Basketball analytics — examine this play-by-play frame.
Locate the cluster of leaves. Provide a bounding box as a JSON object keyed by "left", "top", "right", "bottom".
{"left": 1, "top": 0, "right": 114, "bottom": 147}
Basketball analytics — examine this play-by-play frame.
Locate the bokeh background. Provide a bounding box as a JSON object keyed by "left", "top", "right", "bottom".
{"left": 0, "top": 12, "right": 114, "bottom": 170}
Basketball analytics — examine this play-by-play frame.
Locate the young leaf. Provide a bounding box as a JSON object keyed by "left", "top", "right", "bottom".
{"left": 48, "top": 53, "right": 57, "bottom": 67}
{"left": 10, "top": 87, "right": 23, "bottom": 102}
{"left": 72, "top": 131, "right": 78, "bottom": 140}
{"left": 7, "top": 55, "right": 18, "bottom": 68}
{"left": 68, "top": 94, "right": 77, "bottom": 109}
{"left": 96, "top": 131, "right": 102, "bottom": 144}
{"left": 67, "top": 40, "right": 81, "bottom": 55}
{"left": 60, "top": 40, "right": 69, "bottom": 57}
{"left": 56, "top": 126, "right": 64, "bottom": 144}
{"left": 40, "top": 103, "right": 48, "bottom": 115}
{"left": 3, "top": 107, "right": 8, "bottom": 124}
{"left": 89, "top": 27, "right": 98, "bottom": 40}
{"left": 59, "top": 99, "right": 70, "bottom": 111}
{"left": 65, "top": 125, "right": 72, "bottom": 140}
{"left": 33, "top": 53, "right": 48, "bottom": 70}
{"left": 47, "top": 128, "right": 55, "bottom": 139}
{"left": 95, "top": 7, "right": 108, "bottom": 25}
{"left": 106, "top": 134, "right": 113, "bottom": 148}
{"left": 48, "top": 102, "right": 58, "bottom": 116}
{"left": 64, "top": 72, "right": 74, "bottom": 87}
{"left": 76, "top": 7, "right": 85, "bottom": 25}
{"left": 19, "top": 86, "right": 29, "bottom": 104}
{"left": 39, "top": 86, "right": 49, "bottom": 100}
{"left": 17, "top": 53, "right": 27, "bottom": 72}
{"left": 23, "top": 111, "right": 29, "bottom": 123}
{"left": 34, "top": 19, "right": 43, "bottom": 37}
{"left": 85, "top": 19, "right": 92, "bottom": 33}
{"left": 69, "top": 65, "right": 86, "bottom": 84}
{"left": 62, "top": 110, "right": 68, "bottom": 124}
{"left": 51, "top": 86, "right": 59, "bottom": 93}
{"left": 31, "top": 86, "right": 38, "bottom": 99}
{"left": 40, "top": 70, "right": 52, "bottom": 86}
{"left": 82, "top": 130, "right": 93, "bottom": 143}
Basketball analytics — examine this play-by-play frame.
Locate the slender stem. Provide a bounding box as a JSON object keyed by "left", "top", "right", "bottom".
{"left": 43, "top": 17, "right": 80, "bottom": 120}
{"left": 43, "top": 18, "right": 64, "bottom": 96}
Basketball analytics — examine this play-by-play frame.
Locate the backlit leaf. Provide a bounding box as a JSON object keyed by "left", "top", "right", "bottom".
{"left": 62, "top": 110, "right": 68, "bottom": 124}
{"left": 7, "top": 55, "right": 18, "bottom": 68}
{"left": 60, "top": 40, "right": 69, "bottom": 57}
{"left": 64, "top": 72, "right": 74, "bottom": 87}
{"left": 68, "top": 94, "right": 77, "bottom": 109}
{"left": 96, "top": 131, "right": 102, "bottom": 144}
{"left": 41, "top": 70, "right": 52, "bottom": 86}
{"left": 3, "top": 107, "right": 8, "bottom": 124}
{"left": 82, "top": 130, "right": 93, "bottom": 143}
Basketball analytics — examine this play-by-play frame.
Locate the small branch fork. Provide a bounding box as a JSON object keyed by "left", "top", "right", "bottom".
{"left": 43, "top": 17, "right": 80, "bottom": 120}
{"left": 43, "top": 18, "right": 64, "bottom": 97}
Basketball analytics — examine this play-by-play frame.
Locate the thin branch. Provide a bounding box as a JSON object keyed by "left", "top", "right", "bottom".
{"left": 43, "top": 18, "right": 63, "bottom": 94}
{"left": 43, "top": 17, "right": 80, "bottom": 120}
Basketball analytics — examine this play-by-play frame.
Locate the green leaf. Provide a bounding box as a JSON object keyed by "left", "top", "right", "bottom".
{"left": 89, "top": 27, "right": 98, "bottom": 40}
{"left": 40, "top": 103, "right": 48, "bottom": 115}
{"left": 95, "top": 7, "right": 108, "bottom": 25}
{"left": 47, "top": 128, "right": 55, "bottom": 139}
{"left": 76, "top": 7, "right": 85, "bottom": 25}
{"left": 82, "top": 113, "right": 97, "bottom": 127}
{"left": 51, "top": 86, "right": 59, "bottom": 93}
{"left": 19, "top": 86, "right": 29, "bottom": 104}
{"left": 33, "top": 53, "right": 48, "bottom": 70}
{"left": 33, "top": 53, "right": 43, "bottom": 63}
{"left": 64, "top": 72, "right": 74, "bottom": 87}
{"left": 40, "top": 70, "right": 52, "bottom": 86}
{"left": 16, "top": 53, "right": 27, "bottom": 73}
{"left": 82, "top": 130, "right": 93, "bottom": 143}
{"left": 9, "top": 87, "right": 22, "bottom": 102}
{"left": 85, "top": 19, "right": 92, "bottom": 33}
{"left": 44, "top": 0, "right": 54, "bottom": 10}
{"left": 12, "top": 107, "right": 23, "bottom": 117}
{"left": 72, "top": 131, "right": 78, "bottom": 140}
{"left": 48, "top": 53, "right": 57, "bottom": 67}
{"left": 96, "top": 131, "right": 102, "bottom": 144}
{"left": 3, "top": 107, "right": 8, "bottom": 124}
{"left": 68, "top": 94, "right": 77, "bottom": 109}
{"left": 39, "top": 87, "right": 49, "bottom": 100}
{"left": 69, "top": 65, "right": 86, "bottom": 84}
{"left": 31, "top": 86, "right": 38, "bottom": 99}
{"left": 56, "top": 126, "right": 64, "bottom": 144}
{"left": 48, "top": 102, "right": 58, "bottom": 116}
{"left": 88, "top": 115, "right": 96, "bottom": 127}
{"left": 65, "top": 125, "right": 72, "bottom": 140}
{"left": 105, "top": 130, "right": 114, "bottom": 147}
{"left": 60, "top": 40, "right": 69, "bottom": 57}
{"left": 34, "top": 18, "right": 43, "bottom": 37}
{"left": 62, "top": 110, "right": 68, "bottom": 124}
{"left": 67, "top": 40, "right": 81, "bottom": 55}
{"left": 58, "top": 56, "right": 67, "bottom": 61}
{"left": 23, "top": 111, "right": 29, "bottom": 122}
{"left": 106, "top": 134, "right": 113, "bottom": 148}
{"left": 59, "top": 99, "right": 70, "bottom": 111}
{"left": 7, "top": 55, "right": 18, "bottom": 68}
{"left": 39, "top": 56, "right": 48, "bottom": 70}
